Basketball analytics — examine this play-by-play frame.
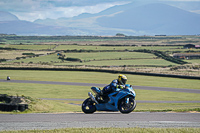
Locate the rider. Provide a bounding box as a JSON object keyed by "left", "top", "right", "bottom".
{"left": 97, "top": 74, "right": 128, "bottom": 101}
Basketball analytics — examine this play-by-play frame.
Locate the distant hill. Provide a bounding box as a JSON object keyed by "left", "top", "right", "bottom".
{"left": 0, "top": 11, "right": 86, "bottom": 35}
{"left": 0, "top": 20, "right": 86, "bottom": 35}
{"left": 0, "top": 11, "right": 19, "bottom": 21}
{"left": 96, "top": 3, "right": 200, "bottom": 35}
{"left": 34, "top": 2, "right": 200, "bottom": 35}
{"left": 1, "top": 2, "right": 200, "bottom": 35}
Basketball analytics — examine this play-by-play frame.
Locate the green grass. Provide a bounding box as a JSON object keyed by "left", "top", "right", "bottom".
{"left": 6, "top": 51, "right": 157, "bottom": 64}
{"left": 6, "top": 44, "right": 55, "bottom": 50}
{"left": 5, "top": 51, "right": 177, "bottom": 67}
{"left": 0, "top": 98, "right": 80, "bottom": 114}
{"left": 0, "top": 83, "right": 88, "bottom": 99}
{"left": 0, "top": 127, "right": 200, "bottom": 133}
{"left": 56, "top": 59, "right": 176, "bottom": 66}
{"left": 28, "top": 99, "right": 81, "bottom": 113}
{"left": 135, "top": 103, "right": 200, "bottom": 112}
{"left": 32, "top": 99, "right": 200, "bottom": 113}
{"left": 0, "top": 50, "right": 50, "bottom": 60}
{"left": 185, "top": 59, "right": 200, "bottom": 64}
{"left": 0, "top": 44, "right": 5, "bottom": 48}
{"left": 55, "top": 45, "right": 184, "bottom": 51}
{"left": 0, "top": 70, "right": 200, "bottom": 113}
{"left": 0, "top": 80, "right": 200, "bottom": 113}
{"left": 1, "top": 82, "right": 199, "bottom": 101}
{"left": 7, "top": 54, "right": 59, "bottom": 63}
{"left": 0, "top": 70, "right": 199, "bottom": 89}
{"left": 135, "top": 89, "right": 200, "bottom": 101}
{"left": 63, "top": 52, "right": 156, "bottom": 60}
{"left": 1, "top": 43, "right": 199, "bottom": 77}
{"left": 54, "top": 44, "right": 200, "bottom": 53}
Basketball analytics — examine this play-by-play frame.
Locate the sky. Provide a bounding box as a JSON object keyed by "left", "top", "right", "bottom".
{"left": 0, "top": 0, "right": 200, "bottom": 22}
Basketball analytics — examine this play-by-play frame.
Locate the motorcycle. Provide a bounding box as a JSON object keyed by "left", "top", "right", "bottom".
{"left": 82, "top": 84, "right": 136, "bottom": 114}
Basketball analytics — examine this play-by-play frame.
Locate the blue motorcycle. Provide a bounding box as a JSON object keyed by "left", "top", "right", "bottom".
{"left": 82, "top": 84, "right": 136, "bottom": 114}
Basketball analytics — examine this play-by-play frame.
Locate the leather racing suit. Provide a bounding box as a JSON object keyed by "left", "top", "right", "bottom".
{"left": 102, "top": 79, "right": 125, "bottom": 95}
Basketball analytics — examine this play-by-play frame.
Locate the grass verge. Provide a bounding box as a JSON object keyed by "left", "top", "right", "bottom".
{"left": 0, "top": 127, "right": 200, "bottom": 133}
{"left": 0, "top": 98, "right": 81, "bottom": 114}
{"left": 1, "top": 82, "right": 200, "bottom": 101}
{"left": 0, "top": 70, "right": 199, "bottom": 89}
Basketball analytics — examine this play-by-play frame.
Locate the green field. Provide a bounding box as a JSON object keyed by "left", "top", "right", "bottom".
{"left": 0, "top": 70, "right": 199, "bottom": 89}
{"left": 5, "top": 52, "right": 177, "bottom": 67}
{"left": 63, "top": 52, "right": 157, "bottom": 60}
{"left": 1, "top": 82, "right": 199, "bottom": 101}
{"left": 185, "top": 59, "right": 200, "bottom": 64}
{"left": 56, "top": 59, "right": 176, "bottom": 66}
{"left": 1, "top": 35, "right": 200, "bottom": 77}
{"left": 7, "top": 44, "right": 56, "bottom": 50}
{"left": 6, "top": 51, "right": 157, "bottom": 63}
{"left": 7, "top": 54, "right": 59, "bottom": 64}
{"left": 0, "top": 50, "right": 50, "bottom": 60}
{"left": 54, "top": 45, "right": 184, "bottom": 51}
{"left": 0, "top": 70, "right": 200, "bottom": 113}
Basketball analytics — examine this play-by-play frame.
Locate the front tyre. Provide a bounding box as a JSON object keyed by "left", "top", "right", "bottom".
{"left": 118, "top": 96, "right": 136, "bottom": 114}
{"left": 82, "top": 98, "right": 96, "bottom": 114}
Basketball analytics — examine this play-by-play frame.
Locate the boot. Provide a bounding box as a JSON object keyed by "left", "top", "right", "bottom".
{"left": 96, "top": 90, "right": 104, "bottom": 102}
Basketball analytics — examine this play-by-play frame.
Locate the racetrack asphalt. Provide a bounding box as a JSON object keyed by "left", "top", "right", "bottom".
{"left": 0, "top": 112, "right": 200, "bottom": 131}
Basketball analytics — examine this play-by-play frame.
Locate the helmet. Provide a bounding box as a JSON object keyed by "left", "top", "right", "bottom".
{"left": 118, "top": 74, "right": 127, "bottom": 85}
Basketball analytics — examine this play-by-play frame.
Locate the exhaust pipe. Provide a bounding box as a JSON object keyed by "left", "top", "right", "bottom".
{"left": 88, "top": 92, "right": 99, "bottom": 104}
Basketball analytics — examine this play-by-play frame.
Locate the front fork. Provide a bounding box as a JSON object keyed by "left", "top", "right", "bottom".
{"left": 125, "top": 97, "right": 130, "bottom": 104}
{"left": 88, "top": 92, "right": 99, "bottom": 104}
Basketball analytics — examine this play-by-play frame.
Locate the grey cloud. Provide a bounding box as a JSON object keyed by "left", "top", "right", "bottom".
{"left": 0, "top": 0, "right": 129, "bottom": 12}
{"left": 1, "top": 0, "right": 200, "bottom": 22}
{"left": 1, "top": 0, "right": 128, "bottom": 21}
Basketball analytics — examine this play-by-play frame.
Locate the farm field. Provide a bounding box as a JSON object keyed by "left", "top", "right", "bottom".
{"left": 0, "top": 50, "right": 50, "bottom": 59}
{"left": 5, "top": 52, "right": 157, "bottom": 63}
{"left": 0, "top": 35, "right": 200, "bottom": 77}
{"left": 54, "top": 45, "right": 184, "bottom": 51}
{"left": 7, "top": 44, "right": 56, "bottom": 50}
{"left": 56, "top": 58, "right": 176, "bottom": 66}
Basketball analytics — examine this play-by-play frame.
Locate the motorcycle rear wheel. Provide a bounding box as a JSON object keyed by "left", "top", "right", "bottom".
{"left": 118, "top": 96, "right": 136, "bottom": 114}
{"left": 82, "top": 98, "right": 96, "bottom": 114}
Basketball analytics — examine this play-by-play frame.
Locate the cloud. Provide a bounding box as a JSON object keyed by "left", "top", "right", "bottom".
{"left": 0, "top": 0, "right": 41, "bottom": 12}
{"left": 0, "top": 0, "right": 129, "bottom": 21}
{"left": 0, "top": 0, "right": 200, "bottom": 22}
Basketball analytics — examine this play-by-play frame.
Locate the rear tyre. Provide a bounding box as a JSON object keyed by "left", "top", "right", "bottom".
{"left": 82, "top": 98, "right": 96, "bottom": 114}
{"left": 118, "top": 96, "right": 136, "bottom": 114}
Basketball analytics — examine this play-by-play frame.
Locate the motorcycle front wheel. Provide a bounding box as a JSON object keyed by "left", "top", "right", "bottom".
{"left": 82, "top": 98, "right": 96, "bottom": 114}
{"left": 118, "top": 96, "right": 136, "bottom": 114}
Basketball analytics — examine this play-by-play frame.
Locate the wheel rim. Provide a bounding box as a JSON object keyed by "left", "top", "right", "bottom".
{"left": 84, "top": 101, "right": 95, "bottom": 110}
{"left": 120, "top": 97, "right": 135, "bottom": 111}
{"left": 82, "top": 98, "right": 96, "bottom": 112}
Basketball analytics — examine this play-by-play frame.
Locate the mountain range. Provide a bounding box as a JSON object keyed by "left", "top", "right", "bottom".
{"left": 0, "top": 2, "right": 200, "bottom": 36}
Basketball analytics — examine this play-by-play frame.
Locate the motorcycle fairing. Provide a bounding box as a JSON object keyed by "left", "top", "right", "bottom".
{"left": 95, "top": 88, "right": 134, "bottom": 111}
{"left": 91, "top": 87, "right": 101, "bottom": 94}
{"left": 95, "top": 91, "right": 119, "bottom": 111}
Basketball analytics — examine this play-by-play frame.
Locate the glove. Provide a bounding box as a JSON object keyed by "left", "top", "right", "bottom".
{"left": 117, "top": 85, "right": 125, "bottom": 89}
